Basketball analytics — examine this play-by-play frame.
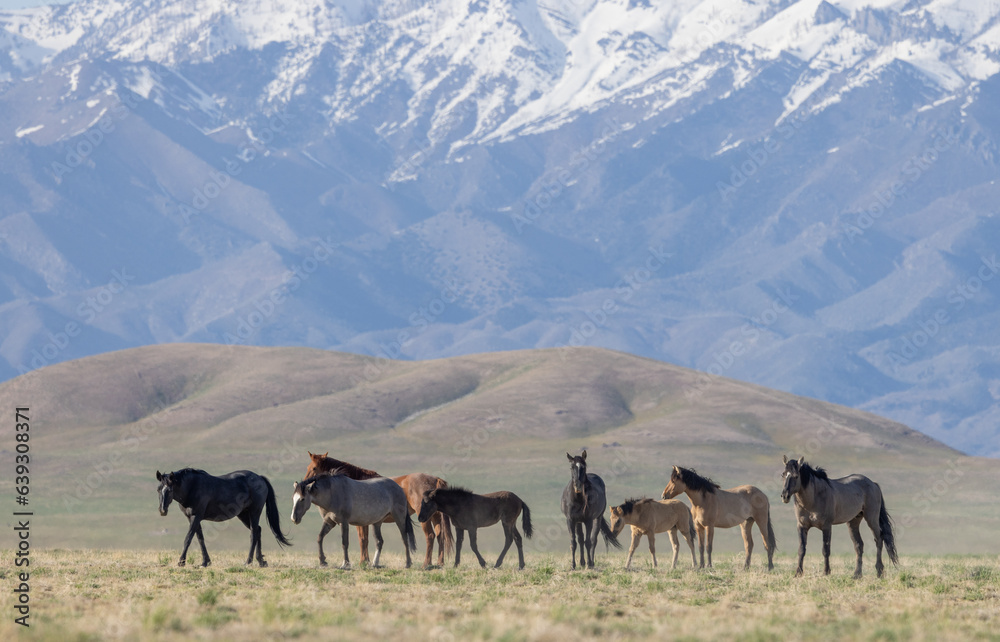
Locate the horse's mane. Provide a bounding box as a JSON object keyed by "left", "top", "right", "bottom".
{"left": 171, "top": 468, "right": 208, "bottom": 479}
{"left": 435, "top": 486, "right": 475, "bottom": 498}
{"left": 676, "top": 467, "right": 720, "bottom": 494}
{"left": 799, "top": 462, "right": 829, "bottom": 488}
{"left": 312, "top": 455, "right": 380, "bottom": 479}
{"left": 619, "top": 497, "right": 653, "bottom": 515}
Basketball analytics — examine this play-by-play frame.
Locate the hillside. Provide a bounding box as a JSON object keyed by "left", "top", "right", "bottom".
{"left": 2, "top": 344, "right": 997, "bottom": 554}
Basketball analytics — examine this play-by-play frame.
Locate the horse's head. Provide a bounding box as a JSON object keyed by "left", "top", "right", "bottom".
{"left": 418, "top": 489, "right": 438, "bottom": 522}
{"left": 780, "top": 455, "right": 805, "bottom": 503}
{"left": 566, "top": 450, "right": 588, "bottom": 494}
{"left": 290, "top": 480, "right": 315, "bottom": 525}
{"left": 304, "top": 451, "right": 328, "bottom": 480}
{"left": 608, "top": 505, "right": 626, "bottom": 537}
{"left": 661, "top": 466, "right": 685, "bottom": 499}
{"left": 155, "top": 470, "right": 175, "bottom": 516}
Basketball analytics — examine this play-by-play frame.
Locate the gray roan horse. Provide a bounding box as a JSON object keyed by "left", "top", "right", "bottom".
{"left": 156, "top": 468, "right": 291, "bottom": 568}
{"left": 781, "top": 456, "right": 899, "bottom": 578}
{"left": 290, "top": 471, "right": 417, "bottom": 569}
{"left": 560, "top": 451, "right": 621, "bottom": 569}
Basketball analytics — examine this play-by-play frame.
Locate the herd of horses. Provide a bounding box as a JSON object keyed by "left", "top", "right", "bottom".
{"left": 155, "top": 451, "right": 899, "bottom": 578}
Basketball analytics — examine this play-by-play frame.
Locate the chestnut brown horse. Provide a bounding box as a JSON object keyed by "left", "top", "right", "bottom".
{"left": 662, "top": 466, "right": 776, "bottom": 570}
{"left": 304, "top": 452, "right": 454, "bottom": 568}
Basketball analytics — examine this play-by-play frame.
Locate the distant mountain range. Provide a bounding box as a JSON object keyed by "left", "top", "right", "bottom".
{"left": 2, "top": 0, "right": 1000, "bottom": 456}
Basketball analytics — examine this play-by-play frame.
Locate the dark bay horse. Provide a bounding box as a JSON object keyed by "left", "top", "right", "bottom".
{"left": 304, "top": 452, "right": 454, "bottom": 568}
{"left": 418, "top": 487, "right": 533, "bottom": 569}
{"left": 560, "top": 451, "right": 621, "bottom": 569}
{"left": 156, "top": 468, "right": 290, "bottom": 567}
{"left": 291, "top": 472, "right": 417, "bottom": 568}
{"left": 781, "top": 456, "right": 898, "bottom": 578}
{"left": 662, "top": 466, "right": 776, "bottom": 570}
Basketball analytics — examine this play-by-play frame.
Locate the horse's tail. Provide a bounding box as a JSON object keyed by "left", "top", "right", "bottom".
{"left": 404, "top": 513, "right": 418, "bottom": 552}
{"left": 438, "top": 478, "right": 454, "bottom": 559}
{"left": 599, "top": 515, "right": 623, "bottom": 550}
{"left": 262, "top": 476, "right": 292, "bottom": 547}
{"left": 879, "top": 498, "right": 899, "bottom": 566}
{"left": 688, "top": 511, "right": 697, "bottom": 544}
{"left": 520, "top": 500, "right": 533, "bottom": 539}
{"left": 765, "top": 502, "right": 777, "bottom": 553}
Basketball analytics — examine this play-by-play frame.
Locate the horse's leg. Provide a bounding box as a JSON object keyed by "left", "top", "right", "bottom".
{"left": 756, "top": 513, "right": 774, "bottom": 571}
{"left": 454, "top": 529, "right": 465, "bottom": 568}
{"left": 684, "top": 524, "right": 697, "bottom": 568}
{"left": 647, "top": 531, "right": 657, "bottom": 568}
{"left": 467, "top": 529, "right": 488, "bottom": 568}
{"left": 696, "top": 524, "right": 707, "bottom": 569}
{"left": 513, "top": 525, "right": 525, "bottom": 570}
{"left": 625, "top": 527, "right": 641, "bottom": 569}
{"left": 317, "top": 519, "right": 335, "bottom": 567}
{"left": 863, "top": 508, "right": 885, "bottom": 578}
{"left": 341, "top": 521, "right": 352, "bottom": 570}
{"left": 566, "top": 518, "right": 578, "bottom": 570}
{"left": 356, "top": 525, "right": 370, "bottom": 565}
{"left": 668, "top": 529, "right": 680, "bottom": 570}
{"left": 574, "top": 522, "right": 587, "bottom": 568}
{"left": 371, "top": 523, "right": 385, "bottom": 568}
{"left": 821, "top": 526, "right": 832, "bottom": 576}
{"left": 188, "top": 517, "right": 211, "bottom": 568}
{"left": 848, "top": 515, "right": 864, "bottom": 579}
{"left": 706, "top": 525, "right": 715, "bottom": 568}
{"left": 587, "top": 517, "right": 600, "bottom": 568}
{"left": 237, "top": 513, "right": 256, "bottom": 566}
{"left": 422, "top": 518, "right": 436, "bottom": 569}
{"left": 178, "top": 516, "right": 201, "bottom": 567}
{"left": 795, "top": 526, "right": 808, "bottom": 577}
{"left": 495, "top": 522, "right": 514, "bottom": 569}
{"left": 740, "top": 520, "right": 754, "bottom": 570}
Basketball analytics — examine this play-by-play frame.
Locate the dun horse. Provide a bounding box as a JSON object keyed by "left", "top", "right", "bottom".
{"left": 609, "top": 498, "right": 697, "bottom": 570}
{"left": 662, "top": 466, "right": 776, "bottom": 570}
{"left": 304, "top": 452, "right": 454, "bottom": 568}
{"left": 290, "top": 471, "right": 417, "bottom": 568}
{"left": 561, "top": 451, "right": 621, "bottom": 569}
{"left": 156, "top": 468, "right": 291, "bottom": 568}
{"left": 781, "top": 456, "right": 898, "bottom": 578}
{"left": 418, "top": 487, "right": 533, "bottom": 569}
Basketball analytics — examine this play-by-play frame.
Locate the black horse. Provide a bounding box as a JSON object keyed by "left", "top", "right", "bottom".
{"left": 156, "top": 468, "right": 291, "bottom": 567}
{"left": 560, "top": 451, "right": 621, "bottom": 569}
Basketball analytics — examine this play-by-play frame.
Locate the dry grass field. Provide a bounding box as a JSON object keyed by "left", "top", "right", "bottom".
{"left": 2, "top": 549, "right": 998, "bottom": 641}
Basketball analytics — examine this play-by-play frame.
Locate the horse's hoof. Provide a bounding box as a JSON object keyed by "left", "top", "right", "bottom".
{"left": 259, "top": 561, "right": 268, "bottom": 568}
{"left": 177, "top": 560, "right": 186, "bottom": 567}
{"left": 340, "top": 564, "right": 351, "bottom": 570}
{"left": 201, "top": 562, "right": 211, "bottom": 568}
{"left": 319, "top": 561, "right": 328, "bottom": 567}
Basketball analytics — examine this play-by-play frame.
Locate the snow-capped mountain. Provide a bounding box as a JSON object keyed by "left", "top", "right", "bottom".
{"left": 2, "top": 0, "right": 1000, "bottom": 456}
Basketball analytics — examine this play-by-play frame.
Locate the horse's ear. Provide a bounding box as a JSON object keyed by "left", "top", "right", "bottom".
{"left": 782, "top": 455, "right": 788, "bottom": 464}
{"left": 156, "top": 471, "right": 162, "bottom": 481}
{"left": 581, "top": 450, "right": 587, "bottom": 461}
{"left": 566, "top": 452, "right": 573, "bottom": 462}
{"left": 797, "top": 456, "right": 804, "bottom": 466}
{"left": 321, "top": 452, "right": 328, "bottom": 458}
{"left": 306, "top": 481, "right": 316, "bottom": 494}
{"left": 672, "top": 465, "right": 680, "bottom": 475}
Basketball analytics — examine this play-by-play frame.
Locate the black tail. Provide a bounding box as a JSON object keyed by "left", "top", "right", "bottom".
{"left": 599, "top": 516, "right": 623, "bottom": 550}
{"left": 521, "top": 501, "right": 533, "bottom": 539}
{"left": 879, "top": 500, "right": 898, "bottom": 566}
{"left": 766, "top": 510, "right": 777, "bottom": 553}
{"left": 441, "top": 512, "right": 455, "bottom": 560}
{"left": 262, "top": 476, "right": 292, "bottom": 547}
{"left": 404, "top": 514, "right": 418, "bottom": 552}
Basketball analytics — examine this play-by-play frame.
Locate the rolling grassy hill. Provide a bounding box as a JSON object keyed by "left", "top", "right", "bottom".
{"left": 3, "top": 344, "right": 997, "bottom": 556}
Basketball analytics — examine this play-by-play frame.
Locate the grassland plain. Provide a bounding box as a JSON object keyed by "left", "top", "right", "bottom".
{"left": 1, "top": 549, "right": 998, "bottom": 641}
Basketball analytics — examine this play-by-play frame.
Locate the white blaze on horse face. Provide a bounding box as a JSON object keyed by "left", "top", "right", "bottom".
{"left": 290, "top": 489, "right": 306, "bottom": 524}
